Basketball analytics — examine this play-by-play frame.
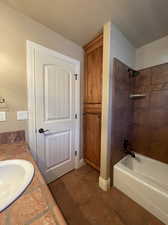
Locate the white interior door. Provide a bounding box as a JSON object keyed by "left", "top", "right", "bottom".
{"left": 34, "top": 46, "right": 80, "bottom": 183}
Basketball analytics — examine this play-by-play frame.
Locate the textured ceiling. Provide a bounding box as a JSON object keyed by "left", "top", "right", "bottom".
{"left": 2, "top": 0, "right": 168, "bottom": 47}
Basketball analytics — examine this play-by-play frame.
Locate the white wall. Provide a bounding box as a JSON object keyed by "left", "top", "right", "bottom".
{"left": 99, "top": 22, "right": 136, "bottom": 191}
{"left": 111, "top": 24, "right": 136, "bottom": 69}
{"left": 136, "top": 35, "right": 168, "bottom": 70}
{"left": 0, "top": 2, "right": 84, "bottom": 141}
{"left": 0, "top": 2, "right": 84, "bottom": 158}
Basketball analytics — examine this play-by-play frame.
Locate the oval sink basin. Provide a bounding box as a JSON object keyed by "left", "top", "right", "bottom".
{"left": 0, "top": 159, "right": 34, "bottom": 212}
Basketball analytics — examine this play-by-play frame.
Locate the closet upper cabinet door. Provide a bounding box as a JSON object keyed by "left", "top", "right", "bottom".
{"left": 84, "top": 35, "right": 103, "bottom": 104}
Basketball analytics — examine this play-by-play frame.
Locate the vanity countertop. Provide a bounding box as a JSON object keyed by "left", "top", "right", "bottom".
{"left": 0, "top": 142, "right": 67, "bottom": 225}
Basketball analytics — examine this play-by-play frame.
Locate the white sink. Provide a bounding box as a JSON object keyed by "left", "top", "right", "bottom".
{"left": 0, "top": 159, "right": 34, "bottom": 212}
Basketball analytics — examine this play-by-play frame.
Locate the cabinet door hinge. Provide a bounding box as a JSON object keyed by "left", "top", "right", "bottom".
{"left": 74, "top": 74, "right": 78, "bottom": 80}
{"left": 75, "top": 114, "right": 78, "bottom": 119}
{"left": 75, "top": 151, "right": 78, "bottom": 156}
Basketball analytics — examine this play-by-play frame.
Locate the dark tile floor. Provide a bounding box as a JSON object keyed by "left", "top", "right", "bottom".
{"left": 48, "top": 165, "right": 164, "bottom": 225}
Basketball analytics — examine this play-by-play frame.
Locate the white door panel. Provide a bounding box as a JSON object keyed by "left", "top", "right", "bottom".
{"left": 44, "top": 65, "right": 72, "bottom": 121}
{"left": 45, "top": 129, "right": 71, "bottom": 169}
{"left": 34, "top": 48, "right": 78, "bottom": 183}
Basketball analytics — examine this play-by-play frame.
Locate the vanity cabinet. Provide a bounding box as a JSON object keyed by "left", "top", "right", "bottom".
{"left": 83, "top": 33, "right": 103, "bottom": 170}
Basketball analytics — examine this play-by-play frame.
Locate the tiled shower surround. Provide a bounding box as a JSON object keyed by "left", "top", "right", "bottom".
{"left": 132, "top": 63, "right": 168, "bottom": 164}
{"left": 112, "top": 59, "right": 168, "bottom": 166}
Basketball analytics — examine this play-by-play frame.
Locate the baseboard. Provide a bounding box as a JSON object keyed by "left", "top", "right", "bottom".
{"left": 84, "top": 158, "right": 100, "bottom": 171}
{"left": 99, "top": 176, "right": 111, "bottom": 191}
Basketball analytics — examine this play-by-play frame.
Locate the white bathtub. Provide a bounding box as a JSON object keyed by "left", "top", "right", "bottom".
{"left": 114, "top": 153, "right": 168, "bottom": 225}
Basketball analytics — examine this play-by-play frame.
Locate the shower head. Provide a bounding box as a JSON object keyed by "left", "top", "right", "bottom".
{"left": 128, "top": 69, "right": 140, "bottom": 77}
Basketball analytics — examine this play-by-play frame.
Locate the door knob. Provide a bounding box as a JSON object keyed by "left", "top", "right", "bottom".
{"left": 38, "top": 128, "right": 49, "bottom": 133}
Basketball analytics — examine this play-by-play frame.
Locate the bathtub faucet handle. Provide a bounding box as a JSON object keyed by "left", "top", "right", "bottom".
{"left": 123, "top": 138, "right": 135, "bottom": 158}
{"left": 123, "top": 138, "right": 130, "bottom": 149}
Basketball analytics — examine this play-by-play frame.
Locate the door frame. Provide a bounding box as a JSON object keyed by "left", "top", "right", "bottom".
{"left": 26, "top": 40, "right": 81, "bottom": 169}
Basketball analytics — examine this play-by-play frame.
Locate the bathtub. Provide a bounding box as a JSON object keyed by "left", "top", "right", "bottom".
{"left": 113, "top": 153, "right": 168, "bottom": 225}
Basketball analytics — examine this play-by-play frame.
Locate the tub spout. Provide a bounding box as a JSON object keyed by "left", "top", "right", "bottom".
{"left": 124, "top": 149, "right": 136, "bottom": 158}
{"left": 128, "top": 151, "right": 136, "bottom": 158}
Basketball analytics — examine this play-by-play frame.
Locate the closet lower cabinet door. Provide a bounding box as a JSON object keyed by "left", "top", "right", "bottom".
{"left": 83, "top": 112, "right": 101, "bottom": 170}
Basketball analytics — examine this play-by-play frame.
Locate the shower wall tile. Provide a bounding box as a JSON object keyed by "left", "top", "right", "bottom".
{"left": 150, "top": 91, "right": 168, "bottom": 110}
{"left": 132, "top": 126, "right": 150, "bottom": 143}
{"left": 151, "top": 63, "right": 168, "bottom": 84}
{"left": 149, "top": 142, "right": 167, "bottom": 163}
{"left": 111, "top": 58, "right": 133, "bottom": 170}
{"left": 133, "top": 111, "right": 149, "bottom": 126}
{"left": 132, "top": 63, "right": 168, "bottom": 164}
{"left": 133, "top": 69, "right": 151, "bottom": 93}
{"left": 151, "top": 83, "right": 168, "bottom": 91}
{"left": 133, "top": 95, "right": 149, "bottom": 111}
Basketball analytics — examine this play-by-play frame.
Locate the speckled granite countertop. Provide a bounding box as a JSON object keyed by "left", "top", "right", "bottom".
{"left": 0, "top": 142, "right": 67, "bottom": 225}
